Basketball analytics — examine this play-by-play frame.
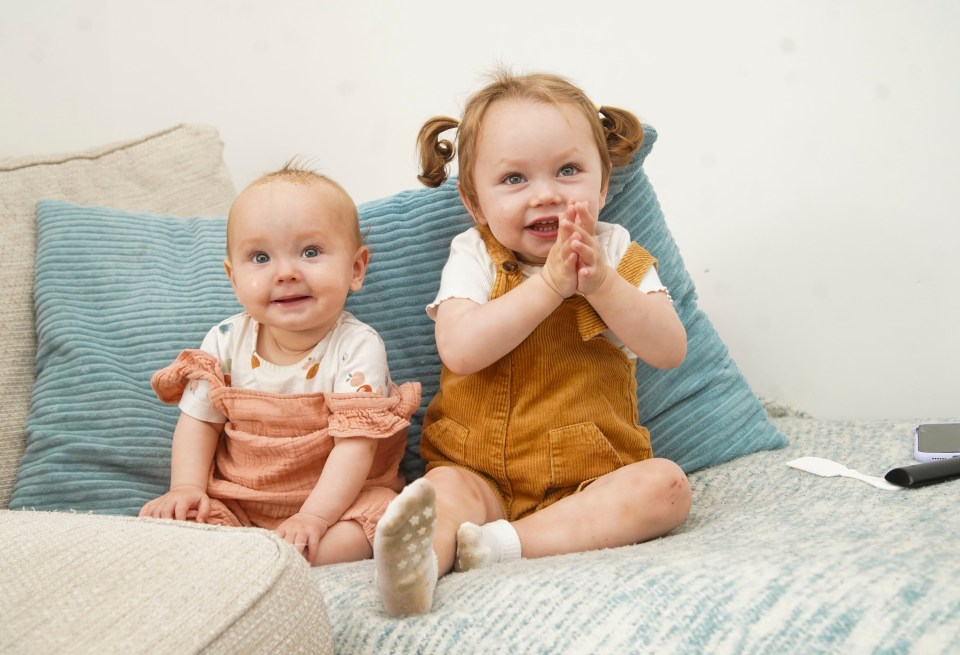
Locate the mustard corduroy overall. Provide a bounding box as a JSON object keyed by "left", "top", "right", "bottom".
{"left": 421, "top": 225, "right": 657, "bottom": 520}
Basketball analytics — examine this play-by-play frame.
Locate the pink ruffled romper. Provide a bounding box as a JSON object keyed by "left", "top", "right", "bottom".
{"left": 152, "top": 349, "right": 421, "bottom": 542}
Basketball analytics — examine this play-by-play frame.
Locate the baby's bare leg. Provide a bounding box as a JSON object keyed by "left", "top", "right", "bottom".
{"left": 424, "top": 466, "right": 504, "bottom": 575}
{"left": 309, "top": 521, "right": 373, "bottom": 565}
{"left": 514, "top": 458, "right": 691, "bottom": 559}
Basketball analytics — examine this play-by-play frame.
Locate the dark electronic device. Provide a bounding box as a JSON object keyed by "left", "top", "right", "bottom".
{"left": 885, "top": 457, "right": 960, "bottom": 488}
{"left": 913, "top": 422, "right": 960, "bottom": 463}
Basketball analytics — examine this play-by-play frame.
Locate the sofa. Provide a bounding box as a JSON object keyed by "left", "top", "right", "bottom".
{"left": 1, "top": 124, "right": 957, "bottom": 655}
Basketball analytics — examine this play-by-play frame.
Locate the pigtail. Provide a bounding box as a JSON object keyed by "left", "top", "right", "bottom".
{"left": 417, "top": 116, "right": 459, "bottom": 188}
{"left": 598, "top": 105, "right": 645, "bottom": 167}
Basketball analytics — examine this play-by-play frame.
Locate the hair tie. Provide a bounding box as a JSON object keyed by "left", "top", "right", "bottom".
{"left": 594, "top": 102, "right": 603, "bottom": 113}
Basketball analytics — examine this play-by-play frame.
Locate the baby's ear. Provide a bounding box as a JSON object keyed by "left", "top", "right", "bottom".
{"left": 351, "top": 246, "right": 370, "bottom": 292}
{"left": 457, "top": 183, "right": 486, "bottom": 226}
{"left": 599, "top": 178, "right": 610, "bottom": 211}
{"left": 223, "top": 259, "right": 238, "bottom": 293}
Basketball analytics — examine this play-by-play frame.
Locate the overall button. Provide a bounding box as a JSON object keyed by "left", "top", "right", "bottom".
{"left": 502, "top": 261, "right": 519, "bottom": 272}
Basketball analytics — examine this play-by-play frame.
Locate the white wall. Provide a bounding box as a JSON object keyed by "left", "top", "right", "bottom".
{"left": 3, "top": 1, "right": 958, "bottom": 420}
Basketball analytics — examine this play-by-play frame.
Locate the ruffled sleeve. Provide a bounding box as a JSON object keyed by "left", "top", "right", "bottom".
{"left": 325, "top": 381, "right": 422, "bottom": 439}
{"left": 151, "top": 349, "right": 227, "bottom": 405}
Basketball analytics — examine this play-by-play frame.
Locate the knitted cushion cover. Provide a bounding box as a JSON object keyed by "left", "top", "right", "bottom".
{"left": 0, "top": 510, "right": 332, "bottom": 654}
{"left": 10, "top": 124, "right": 787, "bottom": 514}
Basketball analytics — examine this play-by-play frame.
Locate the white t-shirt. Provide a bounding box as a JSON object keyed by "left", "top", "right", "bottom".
{"left": 426, "top": 223, "right": 669, "bottom": 359}
{"left": 179, "top": 311, "right": 392, "bottom": 424}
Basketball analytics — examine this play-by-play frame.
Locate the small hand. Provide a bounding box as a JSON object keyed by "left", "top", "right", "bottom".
{"left": 540, "top": 208, "right": 580, "bottom": 298}
{"left": 139, "top": 486, "right": 211, "bottom": 523}
{"left": 567, "top": 201, "right": 609, "bottom": 296}
{"left": 276, "top": 512, "right": 332, "bottom": 564}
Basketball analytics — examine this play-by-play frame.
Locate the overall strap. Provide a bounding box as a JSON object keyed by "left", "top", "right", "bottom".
{"left": 475, "top": 225, "right": 524, "bottom": 299}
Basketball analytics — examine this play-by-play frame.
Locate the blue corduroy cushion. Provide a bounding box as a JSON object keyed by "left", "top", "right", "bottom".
{"left": 11, "top": 124, "right": 787, "bottom": 515}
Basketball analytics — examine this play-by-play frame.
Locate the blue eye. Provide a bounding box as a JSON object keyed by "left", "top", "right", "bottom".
{"left": 252, "top": 252, "right": 270, "bottom": 264}
{"left": 302, "top": 246, "right": 321, "bottom": 258}
{"left": 503, "top": 173, "right": 525, "bottom": 185}
{"left": 558, "top": 165, "right": 578, "bottom": 177}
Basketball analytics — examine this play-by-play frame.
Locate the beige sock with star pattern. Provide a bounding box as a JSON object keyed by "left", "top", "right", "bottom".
{"left": 374, "top": 478, "right": 438, "bottom": 617}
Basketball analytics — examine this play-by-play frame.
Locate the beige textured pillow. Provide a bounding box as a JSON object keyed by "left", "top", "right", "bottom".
{"left": 0, "top": 510, "right": 333, "bottom": 653}
{"left": 0, "top": 124, "right": 235, "bottom": 508}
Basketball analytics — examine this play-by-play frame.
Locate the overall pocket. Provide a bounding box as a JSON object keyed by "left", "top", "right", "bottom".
{"left": 548, "top": 421, "right": 624, "bottom": 489}
{"left": 421, "top": 416, "right": 470, "bottom": 466}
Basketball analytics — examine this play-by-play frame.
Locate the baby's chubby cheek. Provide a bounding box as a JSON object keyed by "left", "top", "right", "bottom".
{"left": 241, "top": 277, "right": 265, "bottom": 293}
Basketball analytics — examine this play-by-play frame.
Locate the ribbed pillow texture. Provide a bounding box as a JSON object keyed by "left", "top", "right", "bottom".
{"left": 0, "top": 123, "right": 235, "bottom": 509}
{"left": 11, "top": 125, "right": 787, "bottom": 514}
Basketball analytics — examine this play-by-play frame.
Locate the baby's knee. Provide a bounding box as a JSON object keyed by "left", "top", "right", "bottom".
{"left": 425, "top": 466, "right": 486, "bottom": 506}
{"left": 642, "top": 458, "right": 691, "bottom": 522}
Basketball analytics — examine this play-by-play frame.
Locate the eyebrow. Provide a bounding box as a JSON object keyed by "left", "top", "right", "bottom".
{"left": 492, "top": 146, "right": 587, "bottom": 166}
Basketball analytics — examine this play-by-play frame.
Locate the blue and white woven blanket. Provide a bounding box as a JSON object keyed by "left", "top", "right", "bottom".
{"left": 314, "top": 416, "right": 960, "bottom": 655}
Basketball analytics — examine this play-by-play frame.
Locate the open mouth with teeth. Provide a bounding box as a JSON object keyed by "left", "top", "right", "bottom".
{"left": 527, "top": 219, "right": 559, "bottom": 233}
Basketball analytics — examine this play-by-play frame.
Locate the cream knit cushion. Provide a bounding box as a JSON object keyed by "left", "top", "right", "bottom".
{"left": 0, "top": 510, "right": 333, "bottom": 654}
{"left": 0, "top": 125, "right": 236, "bottom": 508}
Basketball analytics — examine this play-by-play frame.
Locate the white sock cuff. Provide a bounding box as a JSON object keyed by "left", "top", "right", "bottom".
{"left": 487, "top": 519, "right": 522, "bottom": 561}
